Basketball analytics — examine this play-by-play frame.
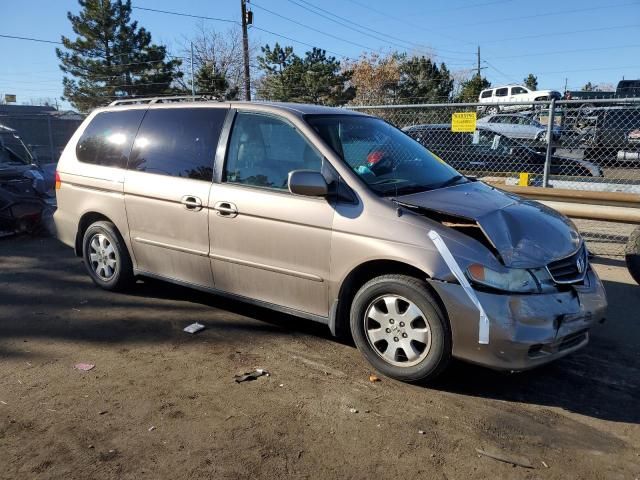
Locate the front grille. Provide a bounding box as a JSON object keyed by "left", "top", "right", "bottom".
{"left": 546, "top": 245, "right": 588, "bottom": 284}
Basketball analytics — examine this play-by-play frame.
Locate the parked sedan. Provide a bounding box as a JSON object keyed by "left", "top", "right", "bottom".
{"left": 477, "top": 113, "right": 561, "bottom": 142}
{"left": 403, "top": 124, "right": 602, "bottom": 177}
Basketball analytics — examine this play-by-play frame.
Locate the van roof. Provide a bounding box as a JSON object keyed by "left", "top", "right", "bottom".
{"left": 99, "top": 99, "right": 367, "bottom": 118}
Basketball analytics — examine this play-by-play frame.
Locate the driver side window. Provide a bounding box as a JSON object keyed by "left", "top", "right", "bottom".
{"left": 224, "top": 112, "right": 323, "bottom": 190}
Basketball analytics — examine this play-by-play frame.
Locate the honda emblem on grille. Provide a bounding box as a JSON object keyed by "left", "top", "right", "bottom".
{"left": 576, "top": 255, "right": 585, "bottom": 274}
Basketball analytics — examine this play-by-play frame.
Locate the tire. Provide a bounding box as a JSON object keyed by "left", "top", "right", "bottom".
{"left": 486, "top": 106, "right": 499, "bottom": 115}
{"left": 350, "top": 274, "right": 451, "bottom": 382}
{"left": 82, "top": 221, "right": 134, "bottom": 291}
{"left": 625, "top": 226, "right": 640, "bottom": 285}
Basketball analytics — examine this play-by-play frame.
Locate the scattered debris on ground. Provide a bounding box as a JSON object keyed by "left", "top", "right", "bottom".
{"left": 368, "top": 374, "right": 380, "bottom": 383}
{"left": 74, "top": 363, "right": 95, "bottom": 371}
{"left": 234, "top": 368, "right": 270, "bottom": 383}
{"left": 476, "top": 448, "right": 534, "bottom": 469}
{"left": 183, "top": 322, "right": 206, "bottom": 334}
{"left": 349, "top": 408, "right": 358, "bottom": 414}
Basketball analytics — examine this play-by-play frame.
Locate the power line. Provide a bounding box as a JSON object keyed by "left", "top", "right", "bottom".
{"left": 491, "top": 43, "right": 640, "bottom": 60}
{"left": 483, "top": 60, "right": 519, "bottom": 84}
{"left": 251, "top": 1, "right": 374, "bottom": 52}
{"left": 284, "top": 0, "right": 408, "bottom": 51}
{"left": 284, "top": 0, "right": 442, "bottom": 55}
{"left": 342, "top": 0, "right": 485, "bottom": 51}
{"left": 536, "top": 64, "right": 640, "bottom": 75}
{"left": 484, "top": 23, "right": 640, "bottom": 44}
{"left": 132, "top": 6, "right": 237, "bottom": 24}
{"left": 290, "top": 0, "right": 431, "bottom": 51}
{"left": 250, "top": 25, "right": 348, "bottom": 58}
{"left": 428, "top": 0, "right": 518, "bottom": 13}
{"left": 0, "top": 34, "right": 62, "bottom": 45}
{"left": 442, "top": 1, "right": 640, "bottom": 29}
{"left": 131, "top": 4, "right": 348, "bottom": 58}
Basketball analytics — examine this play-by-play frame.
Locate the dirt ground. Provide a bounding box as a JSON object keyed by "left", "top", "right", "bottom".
{"left": 1, "top": 236, "right": 639, "bottom": 480}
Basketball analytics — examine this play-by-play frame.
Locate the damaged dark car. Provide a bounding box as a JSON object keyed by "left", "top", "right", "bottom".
{"left": 0, "top": 125, "right": 55, "bottom": 236}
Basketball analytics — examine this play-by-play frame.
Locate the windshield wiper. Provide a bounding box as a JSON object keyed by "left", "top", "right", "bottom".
{"left": 430, "top": 175, "right": 467, "bottom": 190}
{"left": 386, "top": 184, "right": 431, "bottom": 196}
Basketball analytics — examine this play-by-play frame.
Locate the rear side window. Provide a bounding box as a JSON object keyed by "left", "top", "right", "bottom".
{"left": 495, "top": 88, "right": 509, "bottom": 97}
{"left": 480, "top": 90, "right": 493, "bottom": 98}
{"left": 76, "top": 110, "right": 145, "bottom": 167}
{"left": 129, "top": 108, "right": 227, "bottom": 181}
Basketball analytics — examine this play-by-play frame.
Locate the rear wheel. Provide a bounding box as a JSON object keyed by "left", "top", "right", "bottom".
{"left": 486, "top": 106, "right": 499, "bottom": 115}
{"left": 350, "top": 274, "right": 451, "bottom": 382}
{"left": 82, "top": 221, "right": 134, "bottom": 291}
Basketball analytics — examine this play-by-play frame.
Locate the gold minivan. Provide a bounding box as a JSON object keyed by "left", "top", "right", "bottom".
{"left": 54, "top": 98, "right": 607, "bottom": 382}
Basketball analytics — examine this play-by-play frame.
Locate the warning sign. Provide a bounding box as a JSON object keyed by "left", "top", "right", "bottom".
{"left": 451, "top": 112, "right": 477, "bottom": 132}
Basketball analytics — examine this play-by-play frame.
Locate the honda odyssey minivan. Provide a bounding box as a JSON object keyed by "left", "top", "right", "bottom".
{"left": 54, "top": 98, "right": 607, "bottom": 382}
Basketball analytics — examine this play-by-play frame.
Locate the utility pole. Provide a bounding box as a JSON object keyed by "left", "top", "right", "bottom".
{"left": 240, "top": 0, "right": 252, "bottom": 101}
{"left": 477, "top": 45, "right": 481, "bottom": 78}
{"left": 190, "top": 42, "right": 195, "bottom": 99}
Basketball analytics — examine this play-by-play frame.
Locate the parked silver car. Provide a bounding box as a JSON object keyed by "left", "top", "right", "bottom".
{"left": 53, "top": 98, "right": 607, "bottom": 382}
{"left": 477, "top": 113, "right": 561, "bottom": 142}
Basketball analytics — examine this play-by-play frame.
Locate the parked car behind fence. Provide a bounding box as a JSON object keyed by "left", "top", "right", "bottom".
{"left": 403, "top": 124, "right": 602, "bottom": 178}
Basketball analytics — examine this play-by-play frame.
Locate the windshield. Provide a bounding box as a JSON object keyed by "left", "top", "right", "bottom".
{"left": 0, "top": 132, "right": 33, "bottom": 165}
{"left": 306, "top": 115, "right": 466, "bottom": 196}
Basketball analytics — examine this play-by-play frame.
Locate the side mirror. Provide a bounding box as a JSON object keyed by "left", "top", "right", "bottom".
{"left": 288, "top": 170, "right": 328, "bottom": 197}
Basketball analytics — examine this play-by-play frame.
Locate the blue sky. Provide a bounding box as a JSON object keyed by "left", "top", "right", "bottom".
{"left": 1, "top": 0, "right": 639, "bottom": 108}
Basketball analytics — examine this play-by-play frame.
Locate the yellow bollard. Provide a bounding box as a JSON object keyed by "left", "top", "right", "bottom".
{"left": 518, "top": 172, "right": 530, "bottom": 186}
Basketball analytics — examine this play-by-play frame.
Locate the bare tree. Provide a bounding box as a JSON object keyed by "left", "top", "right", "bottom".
{"left": 181, "top": 23, "right": 258, "bottom": 98}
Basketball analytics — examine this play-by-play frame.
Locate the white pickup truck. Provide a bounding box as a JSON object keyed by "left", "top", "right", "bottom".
{"left": 478, "top": 84, "right": 561, "bottom": 114}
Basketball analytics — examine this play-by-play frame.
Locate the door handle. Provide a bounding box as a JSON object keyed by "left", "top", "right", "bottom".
{"left": 181, "top": 195, "right": 203, "bottom": 211}
{"left": 213, "top": 201, "right": 238, "bottom": 217}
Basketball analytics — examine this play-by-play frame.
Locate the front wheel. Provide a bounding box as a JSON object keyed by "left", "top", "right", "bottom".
{"left": 350, "top": 275, "right": 451, "bottom": 382}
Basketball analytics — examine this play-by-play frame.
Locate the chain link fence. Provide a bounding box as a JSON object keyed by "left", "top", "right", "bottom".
{"left": 348, "top": 98, "right": 640, "bottom": 256}
{"left": 0, "top": 111, "right": 84, "bottom": 164}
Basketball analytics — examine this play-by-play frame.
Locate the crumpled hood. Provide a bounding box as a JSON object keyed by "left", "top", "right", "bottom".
{"left": 399, "top": 181, "right": 581, "bottom": 268}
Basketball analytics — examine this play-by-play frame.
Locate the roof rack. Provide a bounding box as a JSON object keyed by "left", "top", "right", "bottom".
{"left": 108, "top": 95, "right": 221, "bottom": 106}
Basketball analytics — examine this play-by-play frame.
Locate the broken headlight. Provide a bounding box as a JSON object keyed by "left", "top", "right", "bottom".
{"left": 467, "top": 264, "right": 549, "bottom": 293}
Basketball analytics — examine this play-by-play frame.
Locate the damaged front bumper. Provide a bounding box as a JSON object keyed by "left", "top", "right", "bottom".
{"left": 428, "top": 268, "right": 607, "bottom": 371}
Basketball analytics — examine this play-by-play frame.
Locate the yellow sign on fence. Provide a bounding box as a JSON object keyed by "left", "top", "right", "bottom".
{"left": 451, "top": 112, "right": 477, "bottom": 132}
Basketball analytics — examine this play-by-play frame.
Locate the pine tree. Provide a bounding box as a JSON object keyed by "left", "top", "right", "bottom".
{"left": 456, "top": 75, "right": 491, "bottom": 102}
{"left": 397, "top": 56, "right": 454, "bottom": 103}
{"left": 56, "top": 0, "right": 182, "bottom": 111}
{"left": 524, "top": 73, "right": 538, "bottom": 90}
{"left": 194, "top": 63, "right": 238, "bottom": 99}
{"left": 256, "top": 43, "right": 301, "bottom": 101}
{"left": 294, "top": 48, "right": 354, "bottom": 106}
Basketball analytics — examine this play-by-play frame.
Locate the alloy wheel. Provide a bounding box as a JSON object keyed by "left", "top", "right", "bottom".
{"left": 364, "top": 295, "right": 432, "bottom": 367}
{"left": 89, "top": 233, "right": 118, "bottom": 280}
